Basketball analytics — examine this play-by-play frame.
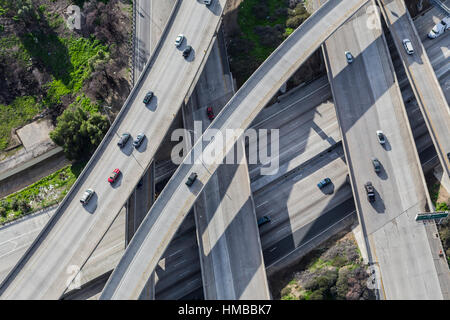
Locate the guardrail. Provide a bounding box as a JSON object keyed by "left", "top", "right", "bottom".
{"left": 130, "top": 0, "right": 137, "bottom": 85}
{"left": 0, "top": 0, "right": 182, "bottom": 296}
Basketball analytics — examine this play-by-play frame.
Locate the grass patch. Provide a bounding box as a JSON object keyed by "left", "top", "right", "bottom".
{"left": 228, "top": 1, "right": 310, "bottom": 87}
{"left": 0, "top": 96, "right": 42, "bottom": 150}
{"left": 276, "top": 234, "right": 375, "bottom": 300}
{"left": 0, "top": 162, "right": 86, "bottom": 225}
{"left": 237, "top": 0, "right": 287, "bottom": 62}
{"left": 0, "top": 31, "right": 108, "bottom": 150}
{"left": 0, "top": 35, "right": 32, "bottom": 66}
{"left": 21, "top": 32, "right": 108, "bottom": 105}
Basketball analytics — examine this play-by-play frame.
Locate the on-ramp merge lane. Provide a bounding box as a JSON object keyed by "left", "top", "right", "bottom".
{"left": 99, "top": 0, "right": 371, "bottom": 300}
{"left": 0, "top": 0, "right": 227, "bottom": 299}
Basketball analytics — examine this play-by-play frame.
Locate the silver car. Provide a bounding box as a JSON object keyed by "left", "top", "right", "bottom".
{"left": 80, "top": 189, "right": 95, "bottom": 205}
{"left": 402, "top": 39, "right": 414, "bottom": 55}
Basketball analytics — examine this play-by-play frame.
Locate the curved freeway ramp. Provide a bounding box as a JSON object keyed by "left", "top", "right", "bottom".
{"left": 0, "top": 0, "right": 227, "bottom": 299}
{"left": 100, "top": 0, "right": 370, "bottom": 300}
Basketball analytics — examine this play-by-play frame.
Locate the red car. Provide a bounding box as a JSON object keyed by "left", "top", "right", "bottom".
{"left": 207, "top": 107, "right": 215, "bottom": 120}
{"left": 108, "top": 168, "right": 121, "bottom": 184}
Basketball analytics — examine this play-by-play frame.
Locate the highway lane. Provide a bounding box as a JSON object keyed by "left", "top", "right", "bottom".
{"left": 0, "top": 0, "right": 228, "bottom": 299}
{"left": 322, "top": 1, "right": 445, "bottom": 299}
{"left": 248, "top": 77, "right": 337, "bottom": 192}
{"left": 182, "top": 36, "right": 269, "bottom": 299}
{"left": 379, "top": 0, "right": 450, "bottom": 179}
{"left": 134, "top": 0, "right": 177, "bottom": 80}
{"left": 2, "top": 3, "right": 445, "bottom": 299}
{"left": 4, "top": 3, "right": 444, "bottom": 297}
{"left": 0, "top": 64, "right": 439, "bottom": 300}
{"left": 0, "top": 208, "right": 55, "bottom": 284}
{"left": 160, "top": 63, "right": 436, "bottom": 295}
{"left": 99, "top": 0, "right": 372, "bottom": 299}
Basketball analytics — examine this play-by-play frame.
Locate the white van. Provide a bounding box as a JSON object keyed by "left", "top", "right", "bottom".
{"left": 428, "top": 17, "right": 450, "bottom": 39}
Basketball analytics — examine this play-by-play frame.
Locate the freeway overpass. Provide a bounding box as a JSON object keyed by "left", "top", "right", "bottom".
{"left": 320, "top": 0, "right": 446, "bottom": 299}
{"left": 99, "top": 0, "right": 373, "bottom": 299}
{"left": 379, "top": 0, "right": 450, "bottom": 180}
{"left": 0, "top": 0, "right": 228, "bottom": 299}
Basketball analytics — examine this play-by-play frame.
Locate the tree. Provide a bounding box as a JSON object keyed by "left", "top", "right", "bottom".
{"left": 0, "top": 0, "right": 34, "bottom": 20}
{"left": 50, "top": 106, "right": 109, "bottom": 161}
{"left": 0, "top": 206, "right": 6, "bottom": 217}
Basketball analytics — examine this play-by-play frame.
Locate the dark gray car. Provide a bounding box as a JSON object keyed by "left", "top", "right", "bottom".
{"left": 133, "top": 133, "right": 145, "bottom": 148}
{"left": 117, "top": 133, "right": 131, "bottom": 148}
{"left": 372, "top": 158, "right": 381, "bottom": 173}
{"left": 186, "top": 172, "right": 197, "bottom": 186}
{"left": 183, "top": 45, "right": 192, "bottom": 58}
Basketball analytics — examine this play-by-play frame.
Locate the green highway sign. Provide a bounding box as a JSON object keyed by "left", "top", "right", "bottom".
{"left": 415, "top": 211, "right": 449, "bottom": 221}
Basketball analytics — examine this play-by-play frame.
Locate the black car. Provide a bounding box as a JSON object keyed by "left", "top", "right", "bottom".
{"left": 143, "top": 91, "right": 153, "bottom": 104}
{"left": 117, "top": 132, "right": 131, "bottom": 148}
{"left": 365, "top": 182, "right": 375, "bottom": 202}
{"left": 186, "top": 172, "right": 197, "bottom": 186}
{"left": 133, "top": 133, "right": 145, "bottom": 148}
{"left": 183, "top": 45, "right": 192, "bottom": 58}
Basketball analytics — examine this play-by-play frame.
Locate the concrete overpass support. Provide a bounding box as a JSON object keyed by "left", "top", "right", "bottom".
{"left": 193, "top": 143, "right": 270, "bottom": 299}
{"left": 181, "top": 28, "right": 269, "bottom": 299}
{"left": 126, "top": 163, "right": 156, "bottom": 300}
{"left": 126, "top": 164, "right": 155, "bottom": 244}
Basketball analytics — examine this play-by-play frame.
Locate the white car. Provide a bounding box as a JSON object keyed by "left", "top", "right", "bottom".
{"left": 402, "top": 39, "right": 414, "bottom": 55}
{"left": 428, "top": 17, "right": 450, "bottom": 39}
{"left": 80, "top": 189, "right": 95, "bottom": 205}
{"left": 175, "top": 34, "right": 184, "bottom": 47}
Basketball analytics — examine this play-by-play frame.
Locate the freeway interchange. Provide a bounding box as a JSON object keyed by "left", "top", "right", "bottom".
{"left": 1, "top": 0, "right": 449, "bottom": 300}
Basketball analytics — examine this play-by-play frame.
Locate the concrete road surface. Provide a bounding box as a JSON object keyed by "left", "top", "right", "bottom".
{"left": 379, "top": 0, "right": 450, "bottom": 179}
{"left": 322, "top": 1, "right": 446, "bottom": 299}
{"left": 99, "top": 0, "right": 372, "bottom": 299}
{"left": 183, "top": 38, "right": 269, "bottom": 299}
{"left": 0, "top": 0, "right": 228, "bottom": 299}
